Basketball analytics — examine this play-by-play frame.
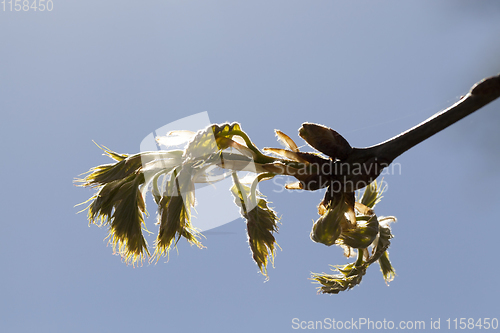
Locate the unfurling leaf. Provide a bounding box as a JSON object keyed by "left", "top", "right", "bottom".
{"left": 368, "top": 218, "right": 395, "bottom": 265}
{"left": 318, "top": 189, "right": 356, "bottom": 228}
{"left": 378, "top": 251, "right": 395, "bottom": 284}
{"left": 359, "top": 179, "right": 386, "bottom": 208}
{"left": 76, "top": 144, "right": 142, "bottom": 187}
{"left": 311, "top": 179, "right": 398, "bottom": 293}
{"left": 338, "top": 215, "right": 379, "bottom": 249}
{"left": 84, "top": 171, "right": 150, "bottom": 266}
{"left": 153, "top": 170, "right": 204, "bottom": 261}
{"left": 246, "top": 199, "right": 280, "bottom": 276}
{"left": 311, "top": 263, "right": 367, "bottom": 294}
{"left": 310, "top": 200, "right": 345, "bottom": 246}
{"left": 231, "top": 175, "right": 280, "bottom": 277}
{"left": 106, "top": 173, "right": 150, "bottom": 265}
{"left": 76, "top": 145, "right": 151, "bottom": 265}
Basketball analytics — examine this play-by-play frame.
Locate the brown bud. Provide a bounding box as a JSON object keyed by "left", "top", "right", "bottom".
{"left": 299, "top": 123, "right": 352, "bottom": 160}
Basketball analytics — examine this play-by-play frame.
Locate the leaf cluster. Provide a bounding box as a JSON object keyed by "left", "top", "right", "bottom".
{"left": 76, "top": 122, "right": 398, "bottom": 293}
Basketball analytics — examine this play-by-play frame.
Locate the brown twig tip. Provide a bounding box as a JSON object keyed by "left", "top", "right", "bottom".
{"left": 470, "top": 74, "right": 500, "bottom": 96}
{"left": 368, "top": 73, "right": 500, "bottom": 165}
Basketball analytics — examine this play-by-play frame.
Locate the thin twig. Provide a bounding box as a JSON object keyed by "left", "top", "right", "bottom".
{"left": 369, "top": 74, "right": 500, "bottom": 162}
{"left": 330, "top": 74, "right": 500, "bottom": 192}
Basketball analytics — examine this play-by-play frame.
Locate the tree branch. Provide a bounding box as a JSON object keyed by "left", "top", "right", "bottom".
{"left": 333, "top": 74, "right": 500, "bottom": 191}
{"left": 370, "top": 74, "right": 500, "bottom": 162}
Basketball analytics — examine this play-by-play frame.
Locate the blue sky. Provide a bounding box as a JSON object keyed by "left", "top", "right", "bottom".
{"left": 1, "top": 1, "right": 500, "bottom": 332}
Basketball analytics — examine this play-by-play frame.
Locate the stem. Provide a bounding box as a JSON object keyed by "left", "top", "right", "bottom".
{"left": 230, "top": 130, "right": 276, "bottom": 164}
{"left": 249, "top": 173, "right": 276, "bottom": 206}
{"left": 231, "top": 172, "right": 248, "bottom": 215}
{"left": 354, "top": 248, "right": 364, "bottom": 267}
{"left": 367, "top": 74, "right": 500, "bottom": 163}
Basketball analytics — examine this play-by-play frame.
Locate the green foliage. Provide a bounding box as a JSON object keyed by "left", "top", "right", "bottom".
{"left": 76, "top": 122, "right": 398, "bottom": 293}
{"left": 338, "top": 215, "right": 379, "bottom": 249}
{"left": 311, "top": 262, "right": 367, "bottom": 294}
{"left": 231, "top": 174, "right": 280, "bottom": 277}
{"left": 310, "top": 197, "right": 345, "bottom": 246}
{"left": 311, "top": 182, "right": 397, "bottom": 294}
{"left": 153, "top": 169, "right": 204, "bottom": 262}
{"left": 76, "top": 145, "right": 150, "bottom": 266}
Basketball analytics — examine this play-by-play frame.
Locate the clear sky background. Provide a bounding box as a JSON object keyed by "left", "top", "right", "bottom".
{"left": 1, "top": 1, "right": 500, "bottom": 332}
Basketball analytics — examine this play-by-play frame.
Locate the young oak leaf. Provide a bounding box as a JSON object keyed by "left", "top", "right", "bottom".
{"left": 231, "top": 176, "right": 280, "bottom": 277}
